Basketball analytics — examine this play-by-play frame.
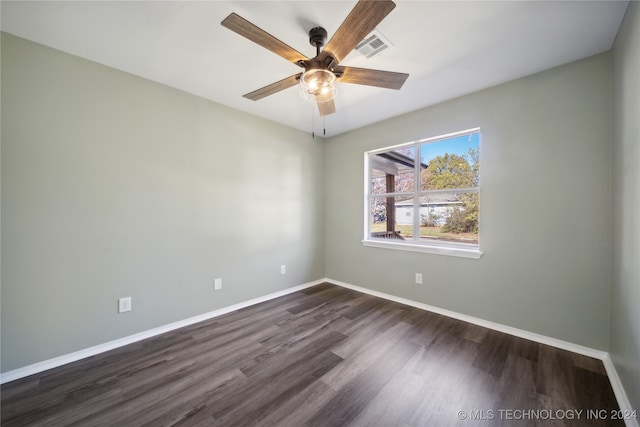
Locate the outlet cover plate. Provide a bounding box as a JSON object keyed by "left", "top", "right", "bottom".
{"left": 118, "top": 297, "right": 132, "bottom": 313}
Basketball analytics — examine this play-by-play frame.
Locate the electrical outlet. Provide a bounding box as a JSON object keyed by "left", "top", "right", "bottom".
{"left": 214, "top": 278, "right": 222, "bottom": 291}
{"left": 415, "top": 273, "right": 423, "bottom": 285}
{"left": 280, "top": 265, "right": 286, "bottom": 275}
{"left": 118, "top": 297, "right": 132, "bottom": 313}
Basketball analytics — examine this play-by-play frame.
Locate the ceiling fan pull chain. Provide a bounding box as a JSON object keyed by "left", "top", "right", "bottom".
{"left": 312, "top": 104, "right": 315, "bottom": 138}
{"left": 324, "top": 117, "right": 326, "bottom": 136}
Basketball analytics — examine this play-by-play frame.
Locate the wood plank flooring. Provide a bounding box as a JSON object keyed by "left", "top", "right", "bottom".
{"left": 1, "top": 283, "right": 625, "bottom": 426}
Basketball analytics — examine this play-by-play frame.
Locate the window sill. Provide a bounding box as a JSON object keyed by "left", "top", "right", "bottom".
{"left": 361, "top": 239, "right": 483, "bottom": 259}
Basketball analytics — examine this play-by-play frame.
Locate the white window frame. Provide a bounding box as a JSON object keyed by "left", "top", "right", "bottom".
{"left": 362, "top": 128, "right": 482, "bottom": 259}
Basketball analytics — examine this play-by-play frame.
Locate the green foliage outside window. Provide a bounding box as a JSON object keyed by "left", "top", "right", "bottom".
{"left": 425, "top": 148, "right": 479, "bottom": 234}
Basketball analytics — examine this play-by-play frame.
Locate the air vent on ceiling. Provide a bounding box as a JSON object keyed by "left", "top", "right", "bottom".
{"left": 354, "top": 29, "right": 392, "bottom": 58}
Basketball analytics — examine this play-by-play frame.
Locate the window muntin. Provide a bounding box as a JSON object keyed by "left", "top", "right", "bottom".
{"left": 365, "top": 129, "right": 480, "bottom": 255}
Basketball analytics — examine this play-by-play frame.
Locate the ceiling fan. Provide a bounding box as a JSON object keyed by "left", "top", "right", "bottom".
{"left": 221, "top": 0, "right": 409, "bottom": 117}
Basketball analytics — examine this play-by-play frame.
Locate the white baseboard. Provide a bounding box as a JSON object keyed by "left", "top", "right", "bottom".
{"left": 0, "top": 279, "right": 324, "bottom": 384}
{"left": 602, "top": 354, "right": 640, "bottom": 427}
{"left": 325, "top": 277, "right": 637, "bottom": 426}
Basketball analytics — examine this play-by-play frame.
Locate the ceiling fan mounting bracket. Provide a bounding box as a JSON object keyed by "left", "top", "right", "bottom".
{"left": 323, "top": 56, "right": 338, "bottom": 70}
{"left": 298, "top": 56, "right": 338, "bottom": 74}
{"left": 308, "top": 27, "right": 328, "bottom": 48}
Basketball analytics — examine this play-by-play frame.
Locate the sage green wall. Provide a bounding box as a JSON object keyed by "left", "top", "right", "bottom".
{"left": 611, "top": 1, "right": 640, "bottom": 411}
{"left": 325, "top": 53, "right": 612, "bottom": 350}
{"left": 1, "top": 33, "right": 325, "bottom": 372}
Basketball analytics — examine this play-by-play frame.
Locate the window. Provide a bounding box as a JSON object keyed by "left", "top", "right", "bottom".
{"left": 363, "top": 128, "right": 481, "bottom": 258}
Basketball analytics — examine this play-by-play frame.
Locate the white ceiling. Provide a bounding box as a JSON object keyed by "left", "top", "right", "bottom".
{"left": 1, "top": 1, "right": 629, "bottom": 137}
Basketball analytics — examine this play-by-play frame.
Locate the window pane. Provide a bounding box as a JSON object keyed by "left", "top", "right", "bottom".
{"left": 418, "top": 192, "right": 478, "bottom": 244}
{"left": 370, "top": 195, "right": 415, "bottom": 240}
{"left": 370, "top": 147, "right": 415, "bottom": 195}
{"left": 420, "top": 133, "right": 480, "bottom": 191}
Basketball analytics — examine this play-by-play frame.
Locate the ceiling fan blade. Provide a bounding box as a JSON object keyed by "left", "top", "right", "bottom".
{"left": 222, "top": 13, "right": 308, "bottom": 65}
{"left": 243, "top": 73, "right": 303, "bottom": 101}
{"left": 335, "top": 66, "right": 408, "bottom": 90}
{"left": 319, "top": 0, "right": 396, "bottom": 64}
{"left": 316, "top": 95, "right": 336, "bottom": 116}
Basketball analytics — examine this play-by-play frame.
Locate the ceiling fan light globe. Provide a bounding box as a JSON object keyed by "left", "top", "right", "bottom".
{"left": 316, "top": 86, "right": 337, "bottom": 103}
{"left": 300, "top": 69, "right": 337, "bottom": 102}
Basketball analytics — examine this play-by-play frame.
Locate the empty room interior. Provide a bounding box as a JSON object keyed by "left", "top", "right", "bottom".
{"left": 1, "top": 0, "right": 639, "bottom": 425}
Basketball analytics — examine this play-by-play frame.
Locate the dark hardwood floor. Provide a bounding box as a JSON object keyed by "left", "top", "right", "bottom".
{"left": 1, "top": 283, "right": 624, "bottom": 426}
